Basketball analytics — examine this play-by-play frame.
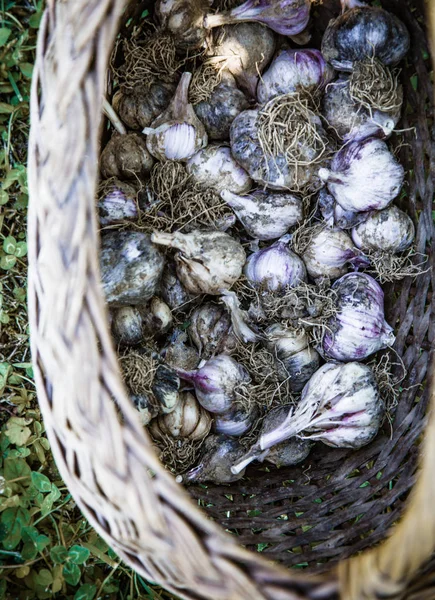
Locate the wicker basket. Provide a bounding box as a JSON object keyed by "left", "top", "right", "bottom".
{"left": 27, "top": 0, "right": 435, "bottom": 598}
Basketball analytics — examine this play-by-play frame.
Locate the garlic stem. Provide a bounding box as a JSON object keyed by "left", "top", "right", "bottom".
{"left": 172, "top": 72, "right": 193, "bottom": 120}
{"left": 103, "top": 97, "right": 127, "bottom": 135}
{"left": 230, "top": 444, "right": 262, "bottom": 475}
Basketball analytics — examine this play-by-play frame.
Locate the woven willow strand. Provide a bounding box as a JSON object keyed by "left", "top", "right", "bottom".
{"left": 27, "top": 0, "right": 435, "bottom": 599}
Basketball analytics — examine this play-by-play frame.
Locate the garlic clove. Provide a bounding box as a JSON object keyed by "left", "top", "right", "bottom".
{"left": 221, "top": 189, "right": 303, "bottom": 240}
{"left": 151, "top": 229, "right": 246, "bottom": 295}
{"left": 144, "top": 73, "right": 208, "bottom": 162}
{"left": 186, "top": 145, "right": 252, "bottom": 195}
{"left": 149, "top": 391, "right": 212, "bottom": 440}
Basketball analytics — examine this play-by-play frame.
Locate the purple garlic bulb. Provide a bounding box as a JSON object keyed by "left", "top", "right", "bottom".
{"left": 322, "top": 6, "right": 410, "bottom": 71}
{"left": 323, "top": 272, "right": 395, "bottom": 361}
{"left": 351, "top": 205, "right": 415, "bottom": 254}
{"left": 257, "top": 49, "right": 334, "bottom": 104}
{"left": 319, "top": 137, "right": 404, "bottom": 214}
{"left": 176, "top": 354, "right": 250, "bottom": 414}
{"left": 214, "top": 404, "right": 258, "bottom": 437}
{"left": 98, "top": 180, "right": 138, "bottom": 226}
{"left": 232, "top": 362, "right": 383, "bottom": 473}
{"left": 244, "top": 235, "right": 307, "bottom": 293}
{"left": 205, "top": 0, "right": 311, "bottom": 37}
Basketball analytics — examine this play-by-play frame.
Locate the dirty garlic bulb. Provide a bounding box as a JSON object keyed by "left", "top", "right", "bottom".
{"left": 186, "top": 145, "right": 252, "bottom": 195}
{"left": 214, "top": 404, "right": 258, "bottom": 437}
{"left": 149, "top": 391, "right": 212, "bottom": 441}
{"left": 351, "top": 205, "right": 415, "bottom": 254}
{"left": 193, "top": 71, "right": 249, "bottom": 140}
{"left": 221, "top": 189, "right": 303, "bottom": 240}
{"left": 112, "top": 82, "right": 176, "bottom": 130}
{"left": 100, "top": 133, "right": 154, "bottom": 180}
{"left": 265, "top": 324, "right": 320, "bottom": 392}
{"left": 156, "top": 0, "right": 210, "bottom": 50}
{"left": 160, "top": 264, "right": 195, "bottom": 311}
{"left": 111, "top": 306, "right": 144, "bottom": 346}
{"left": 207, "top": 23, "right": 276, "bottom": 97}
{"left": 152, "top": 364, "right": 181, "bottom": 415}
{"left": 97, "top": 179, "right": 138, "bottom": 227}
{"left": 131, "top": 394, "right": 159, "bottom": 426}
{"left": 144, "top": 73, "right": 208, "bottom": 162}
{"left": 188, "top": 303, "right": 238, "bottom": 358}
{"left": 151, "top": 229, "right": 246, "bottom": 295}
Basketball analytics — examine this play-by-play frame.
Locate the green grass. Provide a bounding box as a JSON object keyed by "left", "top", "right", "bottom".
{"left": 0, "top": 2, "right": 176, "bottom": 598}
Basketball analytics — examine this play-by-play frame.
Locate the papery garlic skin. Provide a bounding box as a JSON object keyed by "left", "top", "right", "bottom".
{"left": 186, "top": 145, "right": 252, "bottom": 194}
{"left": 244, "top": 236, "right": 307, "bottom": 293}
{"left": 322, "top": 77, "right": 400, "bottom": 142}
{"left": 220, "top": 290, "right": 260, "bottom": 343}
{"left": 176, "top": 354, "right": 250, "bottom": 414}
{"left": 322, "top": 7, "right": 410, "bottom": 71}
{"left": 302, "top": 226, "right": 366, "bottom": 280}
{"left": 221, "top": 189, "right": 303, "bottom": 240}
{"left": 319, "top": 137, "right": 404, "bottom": 213}
{"left": 151, "top": 230, "right": 246, "bottom": 295}
{"left": 149, "top": 391, "right": 212, "bottom": 441}
{"left": 351, "top": 206, "right": 415, "bottom": 254}
{"left": 265, "top": 324, "right": 320, "bottom": 392}
{"left": 323, "top": 272, "right": 395, "bottom": 361}
{"left": 179, "top": 435, "right": 247, "bottom": 483}
{"left": 144, "top": 73, "right": 208, "bottom": 162}
{"left": 257, "top": 49, "right": 334, "bottom": 104}
{"left": 188, "top": 303, "right": 238, "bottom": 358}
{"left": 207, "top": 23, "right": 276, "bottom": 98}
{"left": 111, "top": 306, "right": 143, "bottom": 346}
{"left": 205, "top": 0, "right": 311, "bottom": 37}
{"left": 214, "top": 405, "right": 258, "bottom": 437}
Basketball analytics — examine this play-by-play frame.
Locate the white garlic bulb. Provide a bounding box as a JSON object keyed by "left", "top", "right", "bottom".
{"left": 131, "top": 394, "right": 159, "bottom": 427}
{"left": 143, "top": 297, "right": 173, "bottom": 336}
{"left": 144, "top": 73, "right": 208, "bottom": 162}
{"left": 186, "top": 145, "right": 252, "bottom": 194}
{"left": 188, "top": 303, "right": 238, "bottom": 358}
{"left": 149, "top": 391, "right": 212, "bottom": 441}
{"left": 221, "top": 189, "right": 303, "bottom": 240}
{"left": 214, "top": 404, "right": 258, "bottom": 437}
{"left": 151, "top": 229, "right": 246, "bottom": 295}
{"left": 351, "top": 205, "right": 415, "bottom": 254}
{"left": 111, "top": 306, "right": 144, "bottom": 346}
{"left": 265, "top": 324, "right": 320, "bottom": 392}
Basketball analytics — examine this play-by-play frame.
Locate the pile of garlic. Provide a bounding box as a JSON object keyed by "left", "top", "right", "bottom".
{"left": 97, "top": 0, "right": 416, "bottom": 484}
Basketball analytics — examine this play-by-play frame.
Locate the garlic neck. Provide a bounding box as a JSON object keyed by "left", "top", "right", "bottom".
{"left": 171, "top": 72, "right": 193, "bottom": 120}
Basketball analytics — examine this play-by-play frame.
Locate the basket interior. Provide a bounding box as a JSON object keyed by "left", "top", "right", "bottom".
{"left": 110, "top": 0, "right": 434, "bottom": 571}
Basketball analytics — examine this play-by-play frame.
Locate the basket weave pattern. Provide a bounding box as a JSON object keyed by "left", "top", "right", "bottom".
{"left": 27, "top": 0, "right": 435, "bottom": 598}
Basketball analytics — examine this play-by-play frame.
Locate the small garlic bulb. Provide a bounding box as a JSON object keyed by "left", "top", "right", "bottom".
{"left": 100, "top": 133, "right": 154, "bottom": 181}
{"left": 187, "top": 145, "right": 252, "bottom": 195}
{"left": 160, "top": 265, "right": 195, "bottom": 311}
{"left": 97, "top": 179, "right": 138, "bottom": 227}
{"left": 265, "top": 324, "right": 320, "bottom": 392}
{"left": 149, "top": 391, "right": 212, "bottom": 441}
{"left": 221, "top": 189, "right": 303, "bottom": 240}
{"left": 245, "top": 236, "right": 307, "bottom": 293}
{"left": 111, "top": 306, "right": 143, "bottom": 346}
{"left": 188, "top": 303, "right": 238, "bottom": 358}
{"left": 112, "top": 82, "right": 176, "bottom": 130}
{"left": 156, "top": 0, "right": 210, "bottom": 50}
{"left": 152, "top": 364, "right": 180, "bottom": 415}
{"left": 143, "top": 297, "right": 173, "bottom": 336}
{"left": 144, "top": 73, "right": 208, "bottom": 162}
{"left": 319, "top": 137, "right": 404, "bottom": 213}
{"left": 131, "top": 394, "right": 159, "bottom": 427}
{"left": 351, "top": 205, "right": 415, "bottom": 254}
{"left": 214, "top": 404, "right": 258, "bottom": 437}
{"left": 151, "top": 229, "right": 246, "bottom": 295}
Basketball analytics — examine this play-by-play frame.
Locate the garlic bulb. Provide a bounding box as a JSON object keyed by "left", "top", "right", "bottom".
{"left": 178, "top": 434, "right": 247, "bottom": 483}
{"left": 193, "top": 72, "right": 249, "bottom": 140}
{"left": 220, "top": 290, "right": 260, "bottom": 343}
{"left": 257, "top": 49, "right": 334, "bottom": 104}
{"left": 143, "top": 73, "right": 208, "bottom": 162}
{"left": 98, "top": 179, "right": 138, "bottom": 226}
{"left": 186, "top": 145, "right": 252, "bottom": 195}
{"left": 143, "top": 297, "right": 173, "bottom": 337}
{"left": 351, "top": 206, "right": 415, "bottom": 254}
{"left": 160, "top": 265, "right": 195, "bottom": 311}
{"left": 100, "top": 133, "right": 154, "bottom": 181}
{"left": 151, "top": 229, "right": 246, "bottom": 295}
{"left": 232, "top": 362, "right": 383, "bottom": 473}
{"left": 112, "top": 82, "right": 176, "bottom": 130}
{"left": 156, "top": 0, "right": 210, "bottom": 50}
{"left": 164, "top": 330, "right": 200, "bottom": 371}
{"left": 188, "top": 303, "right": 238, "bottom": 358}
{"left": 323, "top": 272, "right": 395, "bottom": 361}
{"left": 319, "top": 137, "right": 404, "bottom": 213}
{"left": 263, "top": 409, "right": 312, "bottom": 468}
{"left": 176, "top": 354, "right": 250, "bottom": 414}
{"left": 149, "top": 391, "right": 212, "bottom": 441}
{"left": 221, "top": 189, "right": 303, "bottom": 241}
{"left": 131, "top": 394, "right": 159, "bottom": 427}
{"left": 318, "top": 188, "right": 369, "bottom": 230}
{"left": 323, "top": 77, "right": 400, "bottom": 142}
{"left": 214, "top": 404, "right": 258, "bottom": 437}
{"left": 207, "top": 23, "right": 276, "bottom": 97}
{"left": 265, "top": 324, "right": 320, "bottom": 392}
{"left": 152, "top": 364, "right": 180, "bottom": 414}
{"left": 100, "top": 231, "right": 165, "bottom": 306}
{"left": 301, "top": 225, "right": 368, "bottom": 280}
{"left": 244, "top": 236, "right": 307, "bottom": 293}
{"left": 205, "top": 0, "right": 311, "bottom": 37}
{"left": 111, "top": 306, "right": 143, "bottom": 346}
{"left": 322, "top": 6, "right": 410, "bottom": 71}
